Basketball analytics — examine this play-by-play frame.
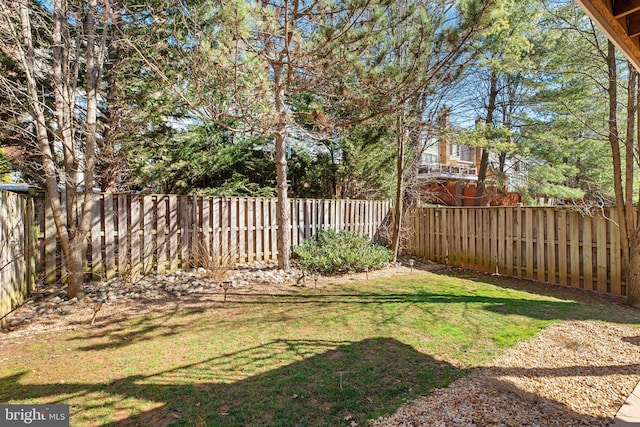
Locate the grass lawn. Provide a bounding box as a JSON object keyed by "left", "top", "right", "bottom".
{"left": 1, "top": 269, "right": 639, "bottom": 426}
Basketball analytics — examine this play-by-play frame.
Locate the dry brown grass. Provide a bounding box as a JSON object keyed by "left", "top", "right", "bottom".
{"left": 189, "top": 241, "right": 234, "bottom": 281}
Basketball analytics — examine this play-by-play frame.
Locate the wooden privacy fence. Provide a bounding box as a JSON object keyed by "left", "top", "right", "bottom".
{"left": 0, "top": 191, "right": 36, "bottom": 322}
{"left": 39, "top": 195, "right": 392, "bottom": 283}
{"left": 405, "top": 206, "right": 626, "bottom": 297}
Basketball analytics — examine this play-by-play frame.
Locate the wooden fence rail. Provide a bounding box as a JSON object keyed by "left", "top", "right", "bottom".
{"left": 0, "top": 191, "right": 36, "bottom": 323}
{"left": 37, "top": 195, "right": 392, "bottom": 283}
{"left": 405, "top": 206, "right": 626, "bottom": 297}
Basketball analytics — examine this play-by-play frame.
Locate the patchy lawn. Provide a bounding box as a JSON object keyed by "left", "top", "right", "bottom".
{"left": 1, "top": 268, "right": 639, "bottom": 426}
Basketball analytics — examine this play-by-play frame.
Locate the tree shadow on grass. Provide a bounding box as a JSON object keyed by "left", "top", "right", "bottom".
{"left": 65, "top": 308, "right": 202, "bottom": 352}
{"left": 65, "top": 285, "right": 640, "bottom": 354}
{"left": 0, "top": 336, "right": 622, "bottom": 426}
{"left": 417, "top": 267, "right": 640, "bottom": 324}
{"left": 221, "top": 290, "right": 639, "bottom": 324}
{"left": 0, "top": 338, "right": 461, "bottom": 426}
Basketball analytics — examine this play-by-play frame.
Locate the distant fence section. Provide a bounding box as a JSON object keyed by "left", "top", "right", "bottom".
{"left": 37, "top": 195, "right": 392, "bottom": 283}
{"left": 405, "top": 206, "right": 626, "bottom": 297}
{"left": 0, "top": 191, "right": 36, "bottom": 322}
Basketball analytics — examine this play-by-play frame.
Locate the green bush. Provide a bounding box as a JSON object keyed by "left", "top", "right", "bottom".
{"left": 293, "top": 229, "right": 392, "bottom": 274}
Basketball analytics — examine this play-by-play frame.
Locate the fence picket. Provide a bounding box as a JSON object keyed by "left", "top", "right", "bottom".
{"left": 596, "top": 211, "right": 608, "bottom": 293}
{"left": 498, "top": 209, "right": 506, "bottom": 275}
{"left": 255, "top": 198, "right": 264, "bottom": 261}
{"left": 546, "top": 208, "right": 556, "bottom": 285}
{"left": 505, "top": 208, "right": 513, "bottom": 276}
{"left": 221, "top": 198, "right": 230, "bottom": 260}
{"left": 514, "top": 207, "right": 522, "bottom": 279}
{"left": 557, "top": 211, "right": 567, "bottom": 286}
{"left": 169, "top": 196, "right": 178, "bottom": 271}
{"left": 44, "top": 193, "right": 57, "bottom": 283}
{"left": 238, "top": 198, "right": 246, "bottom": 262}
{"left": 536, "top": 209, "right": 545, "bottom": 282}
{"left": 610, "top": 209, "right": 622, "bottom": 295}
{"left": 179, "top": 196, "right": 190, "bottom": 269}
{"left": 569, "top": 212, "right": 581, "bottom": 288}
{"left": 402, "top": 206, "right": 631, "bottom": 298}
{"left": 143, "top": 196, "right": 154, "bottom": 274}
{"left": 104, "top": 194, "right": 116, "bottom": 280}
{"left": 91, "top": 196, "right": 103, "bottom": 279}
{"left": 157, "top": 195, "right": 167, "bottom": 275}
{"left": 117, "top": 195, "right": 129, "bottom": 277}
{"left": 131, "top": 196, "right": 142, "bottom": 276}
{"left": 583, "top": 215, "right": 593, "bottom": 290}
{"left": 247, "top": 198, "right": 255, "bottom": 262}
{"left": 270, "top": 199, "right": 277, "bottom": 258}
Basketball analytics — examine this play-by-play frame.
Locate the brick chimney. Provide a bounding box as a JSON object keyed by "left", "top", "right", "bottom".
{"left": 438, "top": 107, "right": 451, "bottom": 165}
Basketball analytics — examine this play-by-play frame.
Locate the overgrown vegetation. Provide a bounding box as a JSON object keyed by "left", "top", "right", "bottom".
{"left": 293, "top": 229, "right": 392, "bottom": 273}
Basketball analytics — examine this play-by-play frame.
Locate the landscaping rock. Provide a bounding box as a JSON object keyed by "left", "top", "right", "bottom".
{"left": 2, "top": 259, "right": 367, "bottom": 332}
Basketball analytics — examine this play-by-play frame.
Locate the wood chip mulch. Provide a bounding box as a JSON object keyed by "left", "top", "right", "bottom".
{"left": 373, "top": 321, "right": 640, "bottom": 427}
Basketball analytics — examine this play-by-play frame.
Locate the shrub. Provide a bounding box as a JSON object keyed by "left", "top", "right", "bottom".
{"left": 293, "top": 229, "right": 392, "bottom": 274}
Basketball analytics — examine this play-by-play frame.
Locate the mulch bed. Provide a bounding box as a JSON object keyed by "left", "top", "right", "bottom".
{"left": 373, "top": 320, "right": 640, "bottom": 426}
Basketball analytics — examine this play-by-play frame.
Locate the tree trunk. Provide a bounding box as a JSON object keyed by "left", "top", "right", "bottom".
{"left": 627, "top": 64, "right": 640, "bottom": 306}
{"left": 16, "top": 0, "right": 72, "bottom": 270}
{"left": 625, "top": 63, "right": 636, "bottom": 236}
{"left": 68, "top": 0, "right": 101, "bottom": 299}
{"left": 475, "top": 70, "right": 498, "bottom": 206}
{"left": 391, "top": 115, "right": 405, "bottom": 262}
{"left": 606, "top": 42, "right": 639, "bottom": 305}
{"left": 273, "top": 63, "right": 290, "bottom": 270}
{"left": 629, "top": 231, "right": 640, "bottom": 306}
{"left": 16, "top": 0, "right": 104, "bottom": 299}
{"left": 53, "top": 0, "right": 79, "bottom": 237}
{"left": 101, "top": 14, "right": 125, "bottom": 192}
{"left": 66, "top": 247, "right": 84, "bottom": 299}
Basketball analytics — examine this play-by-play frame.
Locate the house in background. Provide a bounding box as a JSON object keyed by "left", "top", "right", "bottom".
{"left": 416, "top": 109, "right": 528, "bottom": 206}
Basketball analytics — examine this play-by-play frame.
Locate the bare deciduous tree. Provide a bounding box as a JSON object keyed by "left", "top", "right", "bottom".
{"left": 0, "top": 0, "right": 109, "bottom": 298}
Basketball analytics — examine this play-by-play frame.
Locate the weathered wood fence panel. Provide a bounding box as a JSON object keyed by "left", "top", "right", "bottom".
{"left": 0, "top": 191, "right": 36, "bottom": 323}
{"left": 405, "top": 206, "right": 626, "bottom": 297}
{"left": 36, "top": 195, "right": 392, "bottom": 283}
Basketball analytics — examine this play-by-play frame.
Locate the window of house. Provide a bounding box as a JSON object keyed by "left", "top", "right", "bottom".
{"left": 449, "top": 144, "right": 460, "bottom": 158}
{"left": 460, "top": 145, "right": 474, "bottom": 162}
{"left": 422, "top": 153, "right": 438, "bottom": 165}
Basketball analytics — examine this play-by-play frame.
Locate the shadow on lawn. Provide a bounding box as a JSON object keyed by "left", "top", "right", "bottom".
{"left": 427, "top": 265, "right": 626, "bottom": 302}
{"left": 68, "top": 297, "right": 633, "bottom": 355}
{"left": 0, "top": 337, "right": 619, "bottom": 427}
{"left": 65, "top": 308, "right": 207, "bottom": 352}
{"left": 66, "top": 286, "right": 640, "bottom": 353}
{"left": 1, "top": 338, "right": 459, "bottom": 426}
{"left": 221, "top": 290, "right": 639, "bottom": 323}
{"left": 414, "top": 266, "right": 640, "bottom": 324}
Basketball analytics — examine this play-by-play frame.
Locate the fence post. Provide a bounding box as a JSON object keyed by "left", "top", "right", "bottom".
{"left": 25, "top": 189, "right": 37, "bottom": 292}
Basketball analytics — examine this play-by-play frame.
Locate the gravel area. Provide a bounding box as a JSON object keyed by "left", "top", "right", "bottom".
{"left": 373, "top": 320, "right": 640, "bottom": 427}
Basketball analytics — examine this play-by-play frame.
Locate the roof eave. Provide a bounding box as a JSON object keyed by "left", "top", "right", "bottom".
{"left": 575, "top": 0, "right": 640, "bottom": 71}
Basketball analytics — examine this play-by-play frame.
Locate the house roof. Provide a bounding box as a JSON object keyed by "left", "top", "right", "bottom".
{"left": 575, "top": 0, "right": 640, "bottom": 70}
